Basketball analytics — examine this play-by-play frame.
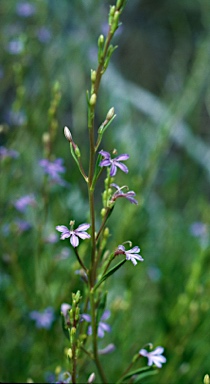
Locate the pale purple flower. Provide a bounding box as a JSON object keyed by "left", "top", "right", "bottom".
{"left": 29, "top": 307, "right": 55, "bottom": 329}
{"left": 16, "top": 2, "right": 36, "bottom": 17}
{"left": 190, "top": 222, "right": 207, "bottom": 238}
{"left": 37, "top": 27, "right": 51, "bottom": 43}
{"left": 82, "top": 310, "right": 111, "bottom": 338}
{"left": 7, "top": 39, "right": 24, "bottom": 54}
{"left": 39, "top": 158, "right": 66, "bottom": 186}
{"left": 56, "top": 222, "right": 90, "bottom": 248}
{"left": 56, "top": 371, "right": 71, "bottom": 384}
{"left": 61, "top": 303, "right": 71, "bottom": 318}
{"left": 116, "top": 244, "right": 143, "bottom": 266}
{"left": 14, "top": 218, "right": 32, "bottom": 233}
{"left": 139, "top": 346, "right": 166, "bottom": 368}
{"left": 0, "top": 146, "right": 19, "bottom": 160}
{"left": 111, "top": 183, "right": 138, "bottom": 205}
{"left": 14, "top": 194, "right": 35, "bottom": 212}
{"left": 99, "top": 150, "right": 129, "bottom": 176}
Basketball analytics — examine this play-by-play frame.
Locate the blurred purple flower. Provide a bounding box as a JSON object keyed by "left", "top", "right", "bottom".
{"left": 16, "top": 2, "right": 36, "bottom": 17}
{"left": 82, "top": 310, "right": 111, "bottom": 338}
{"left": 39, "top": 158, "right": 66, "bottom": 186}
{"left": 37, "top": 27, "right": 52, "bottom": 43}
{"left": 190, "top": 222, "right": 207, "bottom": 238}
{"left": 0, "top": 146, "right": 19, "bottom": 160}
{"left": 111, "top": 183, "right": 138, "bottom": 205}
{"left": 56, "top": 371, "right": 71, "bottom": 384}
{"left": 61, "top": 303, "right": 71, "bottom": 318}
{"left": 99, "top": 343, "right": 116, "bottom": 355}
{"left": 29, "top": 307, "right": 55, "bottom": 329}
{"left": 14, "top": 194, "right": 36, "bottom": 213}
{"left": 14, "top": 218, "right": 32, "bottom": 233}
{"left": 44, "top": 232, "right": 58, "bottom": 244}
{"left": 116, "top": 244, "right": 143, "bottom": 266}
{"left": 7, "top": 39, "right": 24, "bottom": 54}
{"left": 139, "top": 346, "right": 166, "bottom": 368}
{"left": 56, "top": 222, "right": 90, "bottom": 248}
{"left": 8, "top": 110, "right": 26, "bottom": 126}
{"left": 99, "top": 150, "right": 129, "bottom": 176}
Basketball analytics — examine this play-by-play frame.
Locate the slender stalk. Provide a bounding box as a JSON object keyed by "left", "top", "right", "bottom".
{"left": 90, "top": 290, "right": 108, "bottom": 383}
{"left": 74, "top": 247, "right": 88, "bottom": 273}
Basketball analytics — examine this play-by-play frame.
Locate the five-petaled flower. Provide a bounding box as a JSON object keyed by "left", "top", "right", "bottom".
{"left": 99, "top": 150, "right": 129, "bottom": 177}
{"left": 139, "top": 346, "right": 166, "bottom": 368}
{"left": 82, "top": 310, "right": 111, "bottom": 338}
{"left": 116, "top": 244, "right": 143, "bottom": 266}
{"left": 110, "top": 183, "right": 138, "bottom": 205}
{"left": 56, "top": 221, "right": 90, "bottom": 248}
{"left": 39, "top": 158, "right": 66, "bottom": 186}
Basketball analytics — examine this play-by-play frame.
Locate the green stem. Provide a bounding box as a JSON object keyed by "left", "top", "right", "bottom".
{"left": 90, "top": 290, "right": 108, "bottom": 383}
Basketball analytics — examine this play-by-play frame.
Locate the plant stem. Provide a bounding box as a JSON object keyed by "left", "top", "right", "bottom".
{"left": 90, "top": 290, "right": 108, "bottom": 383}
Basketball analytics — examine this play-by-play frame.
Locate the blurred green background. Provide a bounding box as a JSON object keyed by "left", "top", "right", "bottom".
{"left": 1, "top": 0, "right": 210, "bottom": 383}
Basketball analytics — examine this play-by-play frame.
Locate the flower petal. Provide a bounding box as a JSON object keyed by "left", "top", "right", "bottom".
{"left": 56, "top": 225, "right": 69, "bottom": 233}
{"left": 76, "top": 223, "right": 90, "bottom": 232}
{"left": 70, "top": 233, "right": 79, "bottom": 247}
{"left": 115, "top": 153, "right": 129, "bottom": 161}
{"left": 115, "top": 161, "right": 129, "bottom": 173}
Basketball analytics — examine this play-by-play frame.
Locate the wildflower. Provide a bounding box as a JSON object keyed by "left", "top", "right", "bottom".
{"left": 189, "top": 222, "right": 207, "bottom": 238}
{"left": 7, "top": 40, "right": 24, "bottom": 55}
{"left": 139, "top": 346, "right": 166, "bottom": 368}
{"left": 16, "top": 2, "right": 36, "bottom": 17}
{"left": 56, "top": 221, "right": 90, "bottom": 248}
{"left": 110, "top": 183, "right": 138, "bottom": 205}
{"left": 116, "top": 244, "right": 143, "bottom": 266}
{"left": 14, "top": 194, "right": 36, "bottom": 213}
{"left": 36, "top": 27, "right": 51, "bottom": 43}
{"left": 39, "top": 158, "right": 66, "bottom": 186}
{"left": 14, "top": 218, "right": 32, "bottom": 233}
{"left": 82, "top": 310, "right": 111, "bottom": 338}
{"left": 29, "top": 307, "right": 55, "bottom": 329}
{"left": 0, "top": 146, "right": 19, "bottom": 160}
{"left": 99, "top": 150, "right": 129, "bottom": 176}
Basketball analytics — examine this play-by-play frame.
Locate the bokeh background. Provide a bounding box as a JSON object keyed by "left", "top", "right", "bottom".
{"left": 1, "top": 0, "right": 210, "bottom": 383}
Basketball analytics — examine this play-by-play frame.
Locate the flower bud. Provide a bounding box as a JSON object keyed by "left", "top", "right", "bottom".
{"left": 88, "top": 372, "right": 96, "bottom": 383}
{"left": 89, "top": 93, "right": 97, "bottom": 106}
{"left": 64, "top": 126, "right": 72, "bottom": 142}
{"left": 42, "top": 132, "right": 50, "bottom": 144}
{"left": 104, "top": 227, "right": 109, "bottom": 238}
{"left": 91, "top": 70, "right": 96, "bottom": 83}
{"left": 204, "top": 375, "right": 210, "bottom": 384}
{"left": 98, "top": 34, "right": 104, "bottom": 46}
{"left": 101, "top": 208, "right": 106, "bottom": 217}
{"left": 67, "top": 348, "right": 73, "bottom": 359}
{"left": 106, "top": 107, "right": 115, "bottom": 121}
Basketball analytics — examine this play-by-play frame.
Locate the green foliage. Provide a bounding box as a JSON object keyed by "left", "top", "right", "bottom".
{"left": 1, "top": 0, "right": 210, "bottom": 383}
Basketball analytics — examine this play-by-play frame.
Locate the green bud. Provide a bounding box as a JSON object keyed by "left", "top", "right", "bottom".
{"left": 98, "top": 34, "right": 104, "bottom": 47}
{"left": 116, "top": 0, "right": 124, "bottom": 9}
{"left": 110, "top": 5, "right": 115, "bottom": 17}
{"left": 101, "top": 208, "right": 106, "bottom": 217}
{"left": 71, "top": 327, "right": 76, "bottom": 336}
{"left": 42, "top": 132, "right": 50, "bottom": 144}
{"left": 91, "top": 70, "right": 96, "bottom": 83}
{"left": 204, "top": 375, "right": 210, "bottom": 384}
{"left": 75, "top": 307, "right": 80, "bottom": 321}
{"left": 75, "top": 145, "right": 81, "bottom": 158}
{"left": 89, "top": 93, "right": 97, "bottom": 106}
{"left": 104, "top": 227, "right": 109, "bottom": 238}
{"left": 106, "top": 107, "right": 115, "bottom": 121}
{"left": 67, "top": 348, "right": 73, "bottom": 359}
{"left": 75, "top": 290, "right": 81, "bottom": 303}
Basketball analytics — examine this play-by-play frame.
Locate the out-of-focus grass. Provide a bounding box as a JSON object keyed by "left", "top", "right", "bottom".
{"left": 1, "top": 1, "right": 210, "bottom": 383}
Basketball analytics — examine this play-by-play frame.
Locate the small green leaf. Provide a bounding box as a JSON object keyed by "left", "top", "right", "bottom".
{"left": 94, "top": 259, "right": 126, "bottom": 291}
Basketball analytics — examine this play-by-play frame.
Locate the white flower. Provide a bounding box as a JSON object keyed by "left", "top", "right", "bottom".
{"left": 139, "top": 346, "right": 166, "bottom": 368}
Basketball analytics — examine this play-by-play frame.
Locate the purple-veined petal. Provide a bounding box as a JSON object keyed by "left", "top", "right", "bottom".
{"left": 56, "top": 225, "right": 69, "bottom": 233}
{"left": 115, "top": 161, "right": 129, "bottom": 173}
{"left": 99, "top": 159, "right": 112, "bottom": 167}
{"left": 128, "top": 246, "right": 140, "bottom": 254}
{"left": 115, "top": 153, "right": 129, "bottom": 161}
{"left": 99, "top": 150, "right": 111, "bottom": 159}
{"left": 110, "top": 163, "right": 117, "bottom": 176}
{"left": 60, "top": 232, "right": 71, "bottom": 240}
{"left": 70, "top": 233, "right": 79, "bottom": 248}
{"left": 76, "top": 223, "right": 90, "bottom": 232}
{"left": 76, "top": 231, "right": 91, "bottom": 240}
